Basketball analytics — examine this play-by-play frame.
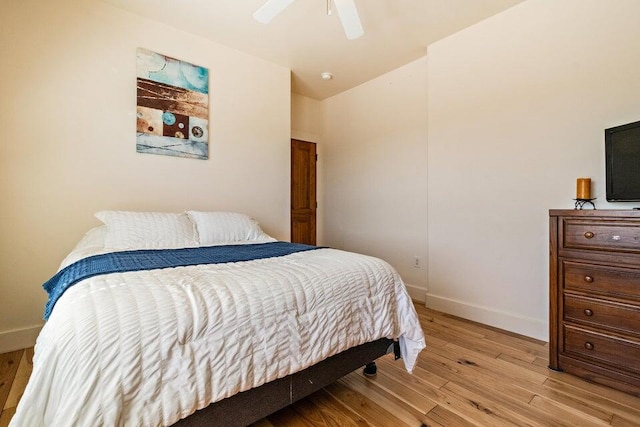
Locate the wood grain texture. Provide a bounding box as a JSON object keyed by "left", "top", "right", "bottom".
{"left": 4, "top": 304, "right": 640, "bottom": 426}
{"left": 3, "top": 348, "right": 33, "bottom": 410}
{"left": 291, "top": 139, "right": 317, "bottom": 245}
{"left": 137, "top": 78, "right": 208, "bottom": 119}
{"left": 0, "top": 350, "right": 21, "bottom": 414}
{"left": 0, "top": 407, "right": 15, "bottom": 427}
{"left": 550, "top": 210, "right": 640, "bottom": 396}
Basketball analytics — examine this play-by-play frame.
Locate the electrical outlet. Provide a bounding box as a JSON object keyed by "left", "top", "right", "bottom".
{"left": 413, "top": 256, "right": 421, "bottom": 268}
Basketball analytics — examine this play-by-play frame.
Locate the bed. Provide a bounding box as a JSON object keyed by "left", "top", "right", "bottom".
{"left": 10, "top": 211, "right": 425, "bottom": 426}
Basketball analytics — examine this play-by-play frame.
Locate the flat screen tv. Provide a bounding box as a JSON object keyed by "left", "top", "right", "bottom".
{"left": 605, "top": 120, "right": 640, "bottom": 202}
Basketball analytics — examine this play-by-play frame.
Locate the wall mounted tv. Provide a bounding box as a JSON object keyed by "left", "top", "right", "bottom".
{"left": 605, "top": 120, "right": 640, "bottom": 202}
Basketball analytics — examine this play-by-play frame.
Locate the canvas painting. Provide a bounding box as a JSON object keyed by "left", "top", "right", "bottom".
{"left": 136, "top": 48, "right": 209, "bottom": 159}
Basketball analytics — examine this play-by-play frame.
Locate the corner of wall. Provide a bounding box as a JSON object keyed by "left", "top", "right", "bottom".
{"left": 425, "top": 293, "right": 547, "bottom": 341}
{"left": 403, "top": 283, "right": 427, "bottom": 304}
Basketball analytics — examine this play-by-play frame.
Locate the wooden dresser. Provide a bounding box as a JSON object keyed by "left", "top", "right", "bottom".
{"left": 549, "top": 209, "right": 640, "bottom": 396}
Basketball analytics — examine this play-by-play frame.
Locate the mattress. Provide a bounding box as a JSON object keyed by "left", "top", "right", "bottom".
{"left": 10, "top": 233, "right": 425, "bottom": 426}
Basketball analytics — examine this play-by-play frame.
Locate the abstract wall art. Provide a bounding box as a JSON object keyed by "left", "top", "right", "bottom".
{"left": 136, "top": 48, "right": 209, "bottom": 159}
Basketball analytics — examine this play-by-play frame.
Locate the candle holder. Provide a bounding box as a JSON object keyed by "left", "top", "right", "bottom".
{"left": 574, "top": 198, "right": 596, "bottom": 210}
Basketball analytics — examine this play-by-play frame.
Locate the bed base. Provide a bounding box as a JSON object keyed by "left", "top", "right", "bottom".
{"left": 175, "top": 338, "right": 399, "bottom": 426}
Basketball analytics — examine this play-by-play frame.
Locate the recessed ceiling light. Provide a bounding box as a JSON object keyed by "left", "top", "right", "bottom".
{"left": 320, "top": 72, "right": 333, "bottom": 81}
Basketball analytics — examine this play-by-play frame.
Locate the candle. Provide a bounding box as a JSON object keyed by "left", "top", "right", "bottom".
{"left": 576, "top": 178, "right": 591, "bottom": 199}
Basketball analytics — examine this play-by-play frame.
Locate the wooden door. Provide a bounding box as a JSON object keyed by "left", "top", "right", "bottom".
{"left": 291, "top": 139, "right": 317, "bottom": 245}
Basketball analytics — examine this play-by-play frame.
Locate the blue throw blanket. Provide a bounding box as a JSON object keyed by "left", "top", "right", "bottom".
{"left": 43, "top": 242, "right": 320, "bottom": 320}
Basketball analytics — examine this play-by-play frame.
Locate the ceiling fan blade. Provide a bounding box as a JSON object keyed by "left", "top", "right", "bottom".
{"left": 253, "top": 0, "right": 296, "bottom": 24}
{"left": 333, "top": 0, "right": 364, "bottom": 40}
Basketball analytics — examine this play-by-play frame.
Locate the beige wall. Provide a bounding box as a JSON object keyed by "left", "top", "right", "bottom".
{"left": 427, "top": 0, "right": 640, "bottom": 340}
{"left": 320, "top": 58, "right": 429, "bottom": 301}
{"left": 292, "top": 93, "right": 322, "bottom": 144}
{"left": 0, "top": 0, "right": 291, "bottom": 351}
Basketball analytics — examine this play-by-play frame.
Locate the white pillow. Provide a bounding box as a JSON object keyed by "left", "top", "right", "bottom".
{"left": 186, "top": 211, "right": 275, "bottom": 245}
{"left": 95, "top": 211, "right": 199, "bottom": 250}
{"left": 59, "top": 226, "right": 109, "bottom": 270}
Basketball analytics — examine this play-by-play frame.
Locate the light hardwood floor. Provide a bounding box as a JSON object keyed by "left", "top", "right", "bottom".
{"left": 2, "top": 304, "right": 640, "bottom": 426}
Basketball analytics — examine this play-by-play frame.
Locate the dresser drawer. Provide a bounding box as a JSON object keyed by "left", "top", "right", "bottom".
{"left": 563, "top": 261, "right": 640, "bottom": 300}
{"left": 564, "top": 325, "right": 640, "bottom": 374}
{"left": 551, "top": 210, "right": 640, "bottom": 395}
{"left": 563, "top": 219, "right": 640, "bottom": 253}
{"left": 564, "top": 294, "right": 640, "bottom": 335}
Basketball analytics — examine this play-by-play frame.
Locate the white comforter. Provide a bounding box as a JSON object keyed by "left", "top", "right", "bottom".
{"left": 11, "top": 241, "right": 425, "bottom": 426}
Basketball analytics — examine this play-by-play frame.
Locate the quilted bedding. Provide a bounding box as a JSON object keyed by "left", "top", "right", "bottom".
{"left": 11, "top": 241, "right": 425, "bottom": 426}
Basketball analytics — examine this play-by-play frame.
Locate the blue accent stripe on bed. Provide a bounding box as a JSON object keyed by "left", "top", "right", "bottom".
{"left": 43, "top": 242, "right": 320, "bottom": 320}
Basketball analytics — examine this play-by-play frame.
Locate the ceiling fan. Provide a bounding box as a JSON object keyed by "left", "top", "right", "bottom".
{"left": 253, "top": 0, "right": 364, "bottom": 40}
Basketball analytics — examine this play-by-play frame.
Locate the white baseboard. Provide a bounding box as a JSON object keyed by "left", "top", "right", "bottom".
{"left": 0, "top": 325, "right": 43, "bottom": 354}
{"left": 404, "top": 283, "right": 427, "bottom": 304}
{"left": 425, "top": 293, "right": 548, "bottom": 341}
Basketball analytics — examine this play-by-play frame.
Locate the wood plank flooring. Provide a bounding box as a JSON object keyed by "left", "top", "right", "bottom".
{"left": 2, "top": 304, "right": 640, "bottom": 426}
{"left": 0, "top": 347, "right": 32, "bottom": 427}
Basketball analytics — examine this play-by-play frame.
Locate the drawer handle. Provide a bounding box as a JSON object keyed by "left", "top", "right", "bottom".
{"left": 584, "top": 231, "right": 595, "bottom": 239}
{"left": 584, "top": 309, "right": 593, "bottom": 317}
{"left": 584, "top": 342, "right": 594, "bottom": 350}
{"left": 584, "top": 276, "right": 594, "bottom": 283}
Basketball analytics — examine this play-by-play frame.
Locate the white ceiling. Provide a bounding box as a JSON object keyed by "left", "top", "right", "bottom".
{"left": 102, "top": 0, "right": 524, "bottom": 100}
